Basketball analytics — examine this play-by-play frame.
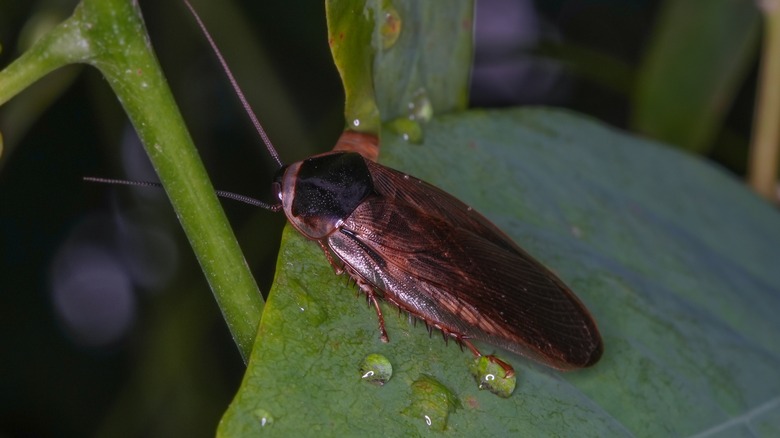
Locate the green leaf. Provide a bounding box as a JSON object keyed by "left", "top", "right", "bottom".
{"left": 326, "top": 0, "right": 380, "bottom": 133}
{"left": 632, "top": 0, "right": 761, "bottom": 153}
{"left": 370, "top": 0, "right": 472, "bottom": 119}
{"left": 219, "top": 108, "right": 780, "bottom": 435}
{"left": 220, "top": 0, "right": 780, "bottom": 435}
{"left": 327, "top": 0, "right": 472, "bottom": 133}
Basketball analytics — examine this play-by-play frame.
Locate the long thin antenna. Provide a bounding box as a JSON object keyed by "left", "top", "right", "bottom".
{"left": 83, "top": 177, "right": 163, "bottom": 190}
{"left": 182, "top": 0, "right": 283, "bottom": 168}
{"left": 83, "top": 177, "right": 280, "bottom": 210}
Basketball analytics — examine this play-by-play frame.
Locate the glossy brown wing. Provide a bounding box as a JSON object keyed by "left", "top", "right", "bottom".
{"left": 366, "top": 160, "right": 522, "bottom": 253}
{"left": 327, "top": 160, "right": 602, "bottom": 370}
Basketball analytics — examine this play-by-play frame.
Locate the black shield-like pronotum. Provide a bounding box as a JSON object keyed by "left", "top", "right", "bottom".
{"left": 98, "top": 1, "right": 604, "bottom": 396}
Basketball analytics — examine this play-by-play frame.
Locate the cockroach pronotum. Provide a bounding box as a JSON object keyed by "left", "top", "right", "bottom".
{"left": 92, "top": 1, "right": 603, "bottom": 391}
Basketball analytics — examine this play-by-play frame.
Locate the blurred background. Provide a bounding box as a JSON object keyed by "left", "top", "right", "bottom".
{"left": 0, "top": 0, "right": 764, "bottom": 436}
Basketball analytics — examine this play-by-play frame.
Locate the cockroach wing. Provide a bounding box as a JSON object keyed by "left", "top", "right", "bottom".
{"left": 327, "top": 159, "right": 603, "bottom": 370}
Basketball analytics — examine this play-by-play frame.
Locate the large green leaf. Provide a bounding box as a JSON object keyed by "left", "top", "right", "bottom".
{"left": 218, "top": 0, "right": 780, "bottom": 435}
{"left": 218, "top": 107, "right": 780, "bottom": 435}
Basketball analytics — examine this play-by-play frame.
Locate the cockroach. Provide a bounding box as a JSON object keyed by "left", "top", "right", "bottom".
{"left": 96, "top": 1, "right": 603, "bottom": 379}
{"left": 273, "top": 149, "right": 603, "bottom": 374}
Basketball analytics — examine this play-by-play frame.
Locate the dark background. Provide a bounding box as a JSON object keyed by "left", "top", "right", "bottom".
{"left": 0, "top": 0, "right": 760, "bottom": 436}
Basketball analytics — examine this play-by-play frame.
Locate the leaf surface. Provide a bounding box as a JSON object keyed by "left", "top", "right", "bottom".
{"left": 219, "top": 108, "right": 780, "bottom": 436}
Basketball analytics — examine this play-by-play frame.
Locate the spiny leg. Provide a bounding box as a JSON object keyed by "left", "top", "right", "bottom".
{"left": 317, "top": 241, "right": 344, "bottom": 275}
{"left": 366, "top": 288, "right": 389, "bottom": 343}
{"left": 352, "top": 277, "right": 389, "bottom": 343}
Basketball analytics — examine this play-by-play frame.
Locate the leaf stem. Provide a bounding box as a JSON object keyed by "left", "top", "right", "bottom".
{"left": 0, "top": 0, "right": 264, "bottom": 361}
{"left": 748, "top": 2, "right": 780, "bottom": 202}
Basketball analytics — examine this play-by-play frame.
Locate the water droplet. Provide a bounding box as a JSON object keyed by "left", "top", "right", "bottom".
{"left": 386, "top": 118, "right": 423, "bottom": 144}
{"left": 295, "top": 290, "right": 327, "bottom": 326}
{"left": 468, "top": 356, "right": 517, "bottom": 398}
{"left": 380, "top": 5, "right": 402, "bottom": 50}
{"left": 407, "top": 89, "right": 433, "bottom": 123}
{"left": 359, "top": 353, "right": 393, "bottom": 385}
{"left": 352, "top": 118, "right": 361, "bottom": 127}
{"left": 402, "top": 375, "right": 460, "bottom": 431}
{"left": 253, "top": 408, "right": 274, "bottom": 427}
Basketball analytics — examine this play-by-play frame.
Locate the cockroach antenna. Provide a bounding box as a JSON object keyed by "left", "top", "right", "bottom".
{"left": 85, "top": 1, "right": 286, "bottom": 211}
{"left": 82, "top": 177, "right": 279, "bottom": 210}
{"left": 181, "top": 0, "right": 283, "bottom": 169}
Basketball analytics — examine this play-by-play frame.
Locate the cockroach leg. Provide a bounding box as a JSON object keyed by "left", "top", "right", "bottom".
{"left": 461, "top": 338, "right": 482, "bottom": 358}
{"left": 462, "top": 338, "right": 516, "bottom": 378}
{"left": 367, "top": 291, "right": 389, "bottom": 343}
{"left": 485, "top": 355, "right": 516, "bottom": 378}
{"left": 317, "top": 241, "right": 344, "bottom": 275}
{"left": 350, "top": 276, "right": 390, "bottom": 343}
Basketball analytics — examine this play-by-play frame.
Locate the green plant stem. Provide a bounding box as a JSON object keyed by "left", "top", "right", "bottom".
{"left": 748, "top": 3, "right": 780, "bottom": 201}
{"left": 0, "top": 0, "right": 263, "bottom": 361}
{"left": 0, "top": 16, "right": 88, "bottom": 105}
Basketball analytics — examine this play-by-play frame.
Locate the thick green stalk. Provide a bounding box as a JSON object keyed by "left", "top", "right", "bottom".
{"left": 748, "top": 3, "right": 780, "bottom": 201}
{"left": 0, "top": 0, "right": 263, "bottom": 361}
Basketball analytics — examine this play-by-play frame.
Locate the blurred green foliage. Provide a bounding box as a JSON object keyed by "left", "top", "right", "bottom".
{"left": 0, "top": 0, "right": 772, "bottom": 437}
